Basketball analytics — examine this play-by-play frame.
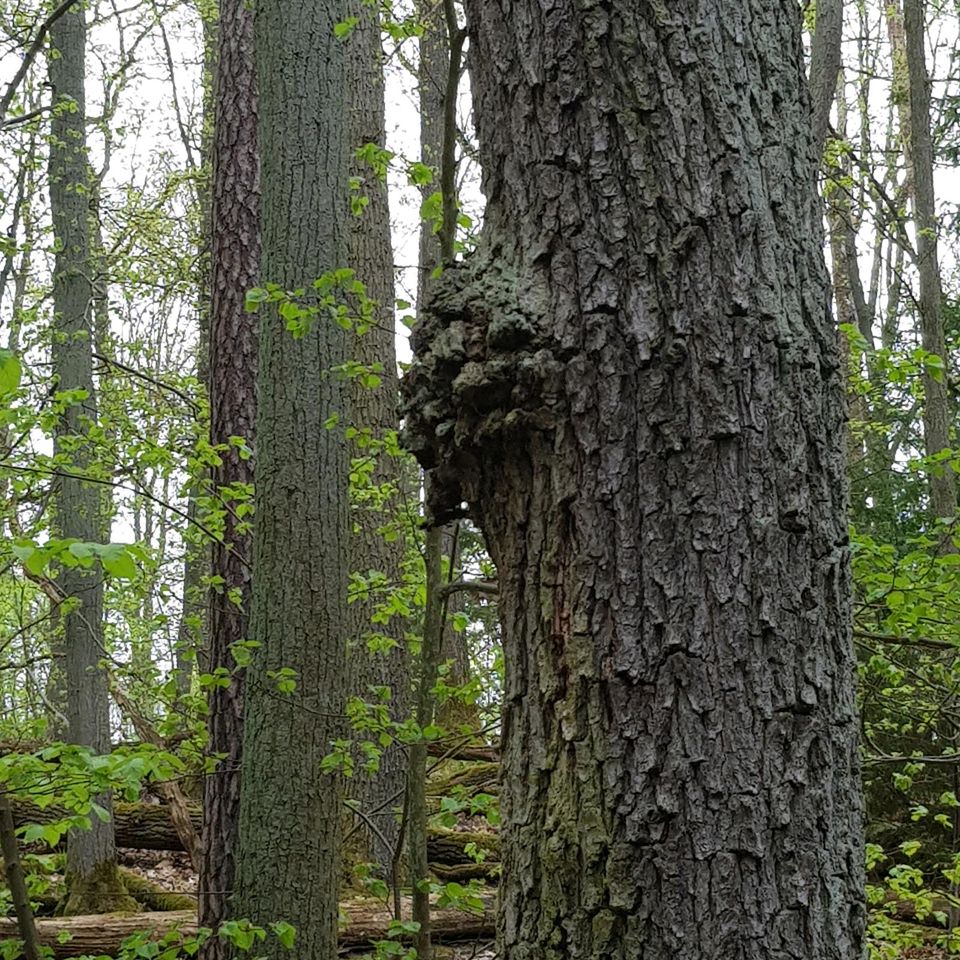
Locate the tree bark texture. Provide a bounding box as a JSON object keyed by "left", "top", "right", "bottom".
{"left": 403, "top": 4, "right": 865, "bottom": 959}
{"left": 0, "top": 896, "right": 496, "bottom": 959}
{"left": 343, "top": 0, "right": 408, "bottom": 875}
{"left": 232, "top": 0, "right": 350, "bottom": 952}
{"left": 48, "top": 5, "right": 131, "bottom": 916}
{"left": 201, "top": 0, "right": 259, "bottom": 944}
{"left": 901, "top": 0, "right": 956, "bottom": 523}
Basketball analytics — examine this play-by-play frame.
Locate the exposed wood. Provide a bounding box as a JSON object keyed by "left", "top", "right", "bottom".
{"left": 0, "top": 894, "right": 496, "bottom": 958}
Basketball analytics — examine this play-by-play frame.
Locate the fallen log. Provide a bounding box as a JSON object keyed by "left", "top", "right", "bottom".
{"left": 427, "top": 742, "right": 499, "bottom": 763}
{"left": 0, "top": 893, "right": 496, "bottom": 958}
{"left": 1, "top": 739, "right": 498, "bottom": 764}
{"left": 426, "top": 828, "right": 499, "bottom": 865}
{"left": 11, "top": 799, "right": 201, "bottom": 853}
{"left": 12, "top": 801, "right": 501, "bottom": 865}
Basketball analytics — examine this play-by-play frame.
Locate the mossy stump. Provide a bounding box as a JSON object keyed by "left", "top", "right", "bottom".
{"left": 61, "top": 861, "right": 139, "bottom": 916}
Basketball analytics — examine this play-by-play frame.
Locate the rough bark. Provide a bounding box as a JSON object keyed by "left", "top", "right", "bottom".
{"left": 403, "top": 3, "right": 865, "bottom": 959}
{"left": 901, "top": 0, "right": 956, "bottom": 524}
{"left": 231, "top": 0, "right": 350, "bottom": 953}
{"left": 48, "top": 3, "right": 133, "bottom": 916}
{"left": 0, "top": 895, "right": 496, "bottom": 959}
{"left": 201, "top": 0, "right": 259, "bottom": 944}
{"left": 343, "top": 0, "right": 407, "bottom": 875}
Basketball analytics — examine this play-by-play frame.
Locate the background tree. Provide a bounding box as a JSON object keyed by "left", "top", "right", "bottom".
{"left": 48, "top": 0, "right": 135, "bottom": 915}
{"left": 200, "top": 0, "right": 259, "bottom": 944}
{"left": 343, "top": 0, "right": 409, "bottom": 878}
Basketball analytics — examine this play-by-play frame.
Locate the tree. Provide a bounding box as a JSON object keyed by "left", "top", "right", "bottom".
{"left": 403, "top": 4, "right": 865, "bottom": 957}
{"left": 48, "top": 0, "right": 135, "bottom": 915}
{"left": 416, "top": 0, "right": 473, "bottom": 697}
{"left": 901, "top": 0, "right": 956, "bottom": 525}
{"left": 200, "top": 0, "right": 259, "bottom": 945}
{"left": 343, "top": 0, "right": 408, "bottom": 877}
{"left": 231, "top": 0, "right": 351, "bottom": 953}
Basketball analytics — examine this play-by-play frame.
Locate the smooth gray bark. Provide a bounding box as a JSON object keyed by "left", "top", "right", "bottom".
{"left": 902, "top": 0, "right": 956, "bottom": 523}
{"left": 404, "top": 3, "right": 865, "bottom": 958}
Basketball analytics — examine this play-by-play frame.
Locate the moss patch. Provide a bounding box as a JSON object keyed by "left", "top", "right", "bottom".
{"left": 61, "top": 860, "right": 140, "bottom": 916}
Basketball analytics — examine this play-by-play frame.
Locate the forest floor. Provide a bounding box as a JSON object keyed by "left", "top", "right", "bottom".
{"left": 115, "top": 849, "right": 497, "bottom": 959}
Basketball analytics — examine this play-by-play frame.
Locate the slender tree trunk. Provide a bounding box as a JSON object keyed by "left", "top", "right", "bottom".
{"left": 0, "top": 791, "right": 42, "bottom": 960}
{"left": 404, "top": 3, "right": 865, "bottom": 958}
{"left": 416, "top": 2, "right": 471, "bottom": 693}
{"left": 48, "top": 4, "right": 134, "bottom": 916}
{"left": 177, "top": 6, "right": 218, "bottom": 695}
{"left": 902, "top": 0, "right": 956, "bottom": 524}
{"left": 200, "top": 0, "right": 258, "bottom": 948}
{"left": 808, "top": 0, "right": 843, "bottom": 158}
{"left": 343, "top": 0, "right": 408, "bottom": 877}
{"left": 231, "top": 0, "right": 350, "bottom": 953}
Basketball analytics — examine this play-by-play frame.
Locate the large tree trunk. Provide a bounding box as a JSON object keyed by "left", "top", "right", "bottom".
{"left": 403, "top": 3, "right": 865, "bottom": 959}
{"left": 200, "top": 0, "right": 259, "bottom": 946}
{"left": 343, "top": 0, "right": 407, "bottom": 876}
{"left": 48, "top": 4, "right": 134, "bottom": 917}
{"left": 231, "top": 0, "right": 350, "bottom": 953}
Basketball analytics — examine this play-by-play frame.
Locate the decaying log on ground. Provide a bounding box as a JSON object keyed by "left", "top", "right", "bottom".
{"left": 0, "top": 893, "right": 496, "bottom": 958}
{"left": 426, "top": 828, "right": 499, "bottom": 864}
{"left": 430, "top": 861, "right": 500, "bottom": 883}
{"left": 427, "top": 762, "right": 499, "bottom": 797}
{"left": 12, "top": 800, "right": 501, "bottom": 865}
{"left": 426, "top": 742, "right": 499, "bottom": 763}
{"left": 1, "top": 739, "right": 497, "bottom": 764}
{"left": 10, "top": 799, "right": 201, "bottom": 853}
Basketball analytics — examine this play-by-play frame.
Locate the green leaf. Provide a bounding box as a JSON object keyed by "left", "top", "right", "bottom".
{"left": 0, "top": 349, "right": 21, "bottom": 396}
{"left": 99, "top": 544, "right": 138, "bottom": 580}
{"left": 407, "top": 162, "right": 433, "bottom": 187}
{"left": 334, "top": 16, "right": 358, "bottom": 37}
{"left": 269, "top": 922, "right": 296, "bottom": 950}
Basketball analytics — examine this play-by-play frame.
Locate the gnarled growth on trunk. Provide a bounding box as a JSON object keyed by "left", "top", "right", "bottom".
{"left": 403, "top": 3, "right": 865, "bottom": 958}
